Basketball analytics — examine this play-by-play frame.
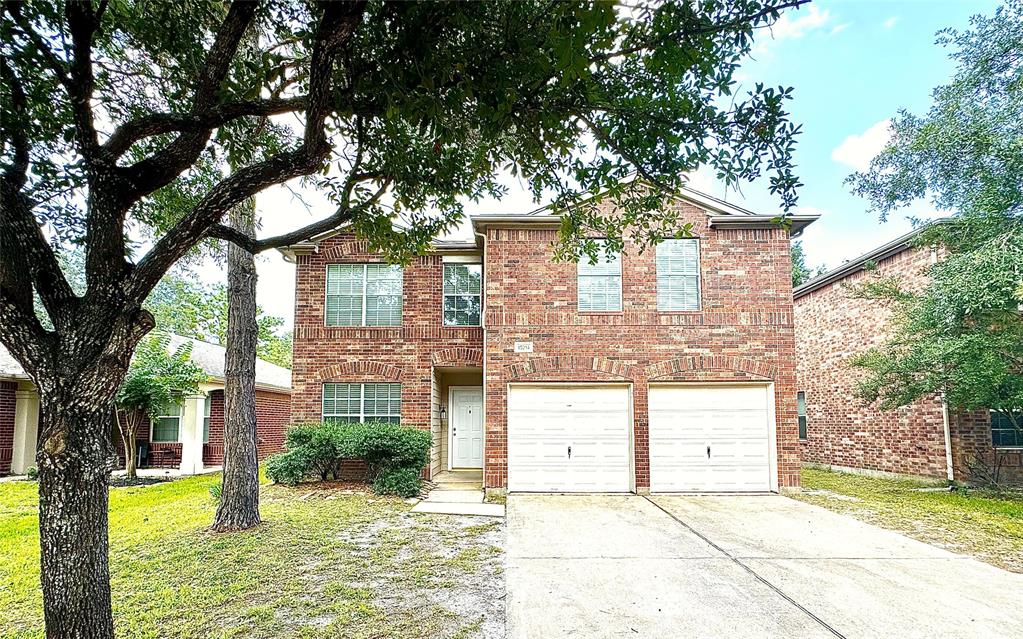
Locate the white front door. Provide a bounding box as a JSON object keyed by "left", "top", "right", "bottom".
{"left": 450, "top": 387, "right": 484, "bottom": 468}
{"left": 648, "top": 384, "right": 774, "bottom": 492}
{"left": 507, "top": 384, "right": 632, "bottom": 492}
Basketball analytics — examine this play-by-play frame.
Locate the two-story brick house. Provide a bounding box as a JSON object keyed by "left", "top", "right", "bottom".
{"left": 283, "top": 188, "right": 817, "bottom": 495}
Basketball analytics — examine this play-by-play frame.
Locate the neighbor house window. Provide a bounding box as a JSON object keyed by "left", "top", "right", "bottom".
{"left": 152, "top": 400, "right": 183, "bottom": 443}
{"left": 797, "top": 391, "right": 808, "bottom": 440}
{"left": 323, "top": 383, "right": 401, "bottom": 424}
{"left": 325, "top": 264, "right": 403, "bottom": 326}
{"left": 991, "top": 410, "right": 1023, "bottom": 448}
{"left": 202, "top": 394, "right": 212, "bottom": 443}
{"left": 656, "top": 239, "right": 701, "bottom": 311}
{"left": 443, "top": 264, "right": 482, "bottom": 326}
{"left": 577, "top": 241, "right": 622, "bottom": 312}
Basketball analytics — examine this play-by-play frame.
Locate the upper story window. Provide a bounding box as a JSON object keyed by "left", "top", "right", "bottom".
{"left": 656, "top": 239, "right": 701, "bottom": 311}
{"left": 991, "top": 410, "right": 1023, "bottom": 448}
{"left": 325, "top": 264, "right": 403, "bottom": 326}
{"left": 577, "top": 241, "right": 622, "bottom": 312}
{"left": 443, "top": 264, "right": 482, "bottom": 326}
{"left": 323, "top": 382, "right": 401, "bottom": 424}
{"left": 797, "top": 391, "right": 808, "bottom": 440}
{"left": 152, "top": 399, "right": 182, "bottom": 443}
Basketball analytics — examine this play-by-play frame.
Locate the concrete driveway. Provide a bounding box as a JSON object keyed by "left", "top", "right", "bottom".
{"left": 505, "top": 494, "right": 1023, "bottom": 639}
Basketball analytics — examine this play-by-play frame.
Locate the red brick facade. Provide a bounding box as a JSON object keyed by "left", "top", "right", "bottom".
{"left": 0, "top": 381, "right": 16, "bottom": 474}
{"left": 290, "top": 198, "right": 803, "bottom": 491}
{"left": 794, "top": 243, "right": 1023, "bottom": 484}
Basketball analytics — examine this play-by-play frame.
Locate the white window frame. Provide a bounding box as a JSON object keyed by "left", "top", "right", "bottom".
{"left": 443, "top": 263, "right": 482, "bottom": 327}
{"left": 322, "top": 382, "right": 402, "bottom": 424}
{"left": 990, "top": 409, "right": 1023, "bottom": 449}
{"left": 151, "top": 400, "right": 183, "bottom": 443}
{"left": 202, "top": 394, "right": 212, "bottom": 444}
{"left": 656, "top": 238, "right": 701, "bottom": 311}
{"left": 577, "top": 240, "right": 622, "bottom": 313}
{"left": 797, "top": 391, "right": 808, "bottom": 440}
{"left": 324, "top": 264, "right": 403, "bottom": 327}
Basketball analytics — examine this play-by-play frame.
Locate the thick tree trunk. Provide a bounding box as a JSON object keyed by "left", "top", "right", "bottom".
{"left": 37, "top": 391, "right": 117, "bottom": 639}
{"left": 213, "top": 200, "right": 260, "bottom": 531}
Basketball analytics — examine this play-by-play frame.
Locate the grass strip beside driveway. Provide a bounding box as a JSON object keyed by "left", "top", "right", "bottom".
{"left": 795, "top": 467, "right": 1023, "bottom": 573}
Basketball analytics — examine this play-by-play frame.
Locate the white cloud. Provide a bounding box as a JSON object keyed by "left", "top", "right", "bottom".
{"left": 829, "top": 22, "right": 851, "bottom": 36}
{"left": 831, "top": 119, "right": 892, "bottom": 172}
{"left": 883, "top": 16, "right": 899, "bottom": 29}
{"left": 769, "top": 5, "right": 831, "bottom": 40}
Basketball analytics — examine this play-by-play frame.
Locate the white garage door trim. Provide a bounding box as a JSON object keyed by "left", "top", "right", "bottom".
{"left": 648, "top": 382, "right": 778, "bottom": 493}
{"left": 507, "top": 383, "right": 634, "bottom": 493}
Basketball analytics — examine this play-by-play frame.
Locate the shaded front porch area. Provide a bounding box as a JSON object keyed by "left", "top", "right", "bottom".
{"left": 429, "top": 366, "right": 483, "bottom": 479}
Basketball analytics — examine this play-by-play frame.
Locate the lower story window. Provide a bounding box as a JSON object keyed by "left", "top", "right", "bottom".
{"left": 991, "top": 410, "right": 1023, "bottom": 448}
{"left": 152, "top": 400, "right": 182, "bottom": 443}
{"left": 323, "top": 382, "right": 401, "bottom": 424}
{"left": 203, "top": 394, "right": 212, "bottom": 443}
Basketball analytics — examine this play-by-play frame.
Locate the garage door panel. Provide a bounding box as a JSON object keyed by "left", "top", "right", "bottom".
{"left": 649, "top": 385, "right": 773, "bottom": 493}
{"left": 508, "top": 385, "right": 631, "bottom": 493}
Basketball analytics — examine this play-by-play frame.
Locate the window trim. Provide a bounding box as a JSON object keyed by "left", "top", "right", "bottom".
{"left": 324, "top": 263, "right": 403, "bottom": 327}
{"left": 577, "top": 240, "right": 623, "bottom": 313}
{"left": 990, "top": 409, "right": 1023, "bottom": 450}
{"left": 202, "top": 394, "right": 211, "bottom": 444}
{"left": 797, "top": 390, "right": 808, "bottom": 440}
{"left": 442, "top": 263, "right": 482, "bottom": 327}
{"left": 655, "top": 238, "right": 702, "bottom": 312}
{"left": 322, "top": 382, "right": 402, "bottom": 424}
{"left": 151, "top": 399, "right": 183, "bottom": 443}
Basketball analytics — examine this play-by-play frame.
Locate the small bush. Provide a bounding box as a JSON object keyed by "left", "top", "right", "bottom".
{"left": 26, "top": 466, "right": 38, "bottom": 480}
{"left": 372, "top": 466, "right": 422, "bottom": 498}
{"left": 357, "top": 421, "right": 432, "bottom": 471}
{"left": 209, "top": 482, "right": 223, "bottom": 502}
{"left": 265, "top": 449, "right": 310, "bottom": 485}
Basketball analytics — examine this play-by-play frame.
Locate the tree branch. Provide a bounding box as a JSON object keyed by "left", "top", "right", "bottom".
{"left": 64, "top": 0, "right": 100, "bottom": 158}
{"left": 125, "top": 0, "right": 369, "bottom": 302}
{"left": 101, "top": 97, "right": 310, "bottom": 159}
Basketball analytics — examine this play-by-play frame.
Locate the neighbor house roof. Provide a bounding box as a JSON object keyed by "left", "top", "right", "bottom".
{"left": 792, "top": 225, "right": 935, "bottom": 300}
{"left": 167, "top": 335, "right": 292, "bottom": 393}
{"left": 0, "top": 335, "right": 292, "bottom": 392}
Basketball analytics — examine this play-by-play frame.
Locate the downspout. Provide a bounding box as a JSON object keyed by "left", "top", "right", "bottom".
{"left": 474, "top": 227, "right": 489, "bottom": 493}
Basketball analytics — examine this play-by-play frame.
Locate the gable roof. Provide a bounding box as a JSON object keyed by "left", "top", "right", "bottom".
{"left": 0, "top": 335, "right": 292, "bottom": 392}
{"left": 792, "top": 226, "right": 932, "bottom": 300}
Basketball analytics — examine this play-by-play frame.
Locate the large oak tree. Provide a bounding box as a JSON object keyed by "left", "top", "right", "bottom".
{"left": 0, "top": 1, "right": 806, "bottom": 635}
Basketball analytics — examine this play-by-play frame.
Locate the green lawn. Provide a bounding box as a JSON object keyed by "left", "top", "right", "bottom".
{"left": 795, "top": 467, "right": 1023, "bottom": 573}
{"left": 0, "top": 475, "right": 504, "bottom": 639}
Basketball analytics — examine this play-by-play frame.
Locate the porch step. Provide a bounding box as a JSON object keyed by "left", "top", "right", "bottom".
{"left": 435, "top": 470, "right": 483, "bottom": 484}
{"left": 425, "top": 490, "right": 483, "bottom": 503}
{"left": 432, "top": 481, "right": 484, "bottom": 491}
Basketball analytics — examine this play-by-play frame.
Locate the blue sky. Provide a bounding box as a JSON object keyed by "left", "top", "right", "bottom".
{"left": 250, "top": 0, "right": 999, "bottom": 326}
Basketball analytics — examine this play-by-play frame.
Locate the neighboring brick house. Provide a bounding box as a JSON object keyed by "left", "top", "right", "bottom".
{"left": 0, "top": 335, "right": 292, "bottom": 476}
{"left": 282, "top": 187, "right": 817, "bottom": 494}
{"left": 793, "top": 228, "right": 1023, "bottom": 484}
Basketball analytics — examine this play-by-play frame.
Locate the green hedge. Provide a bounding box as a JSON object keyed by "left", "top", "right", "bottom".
{"left": 265, "top": 421, "right": 431, "bottom": 497}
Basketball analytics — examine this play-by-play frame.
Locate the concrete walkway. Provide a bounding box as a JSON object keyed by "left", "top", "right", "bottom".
{"left": 506, "top": 494, "right": 1023, "bottom": 639}
{"left": 411, "top": 469, "right": 505, "bottom": 517}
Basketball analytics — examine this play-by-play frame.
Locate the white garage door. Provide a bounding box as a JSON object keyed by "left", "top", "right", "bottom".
{"left": 649, "top": 384, "right": 774, "bottom": 492}
{"left": 507, "top": 385, "right": 631, "bottom": 492}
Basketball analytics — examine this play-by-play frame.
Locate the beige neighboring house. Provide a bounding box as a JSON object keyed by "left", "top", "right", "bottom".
{"left": 0, "top": 336, "right": 292, "bottom": 476}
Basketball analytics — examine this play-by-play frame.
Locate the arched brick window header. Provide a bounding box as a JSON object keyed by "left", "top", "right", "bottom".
{"left": 314, "top": 360, "right": 406, "bottom": 382}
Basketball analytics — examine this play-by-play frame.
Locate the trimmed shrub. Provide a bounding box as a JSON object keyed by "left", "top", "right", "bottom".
{"left": 356, "top": 421, "right": 432, "bottom": 471}
{"left": 265, "top": 448, "right": 310, "bottom": 486}
{"left": 373, "top": 466, "right": 423, "bottom": 498}
{"left": 284, "top": 422, "right": 344, "bottom": 480}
